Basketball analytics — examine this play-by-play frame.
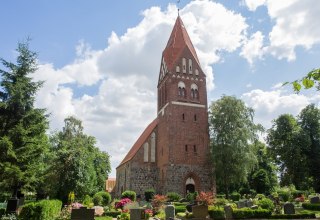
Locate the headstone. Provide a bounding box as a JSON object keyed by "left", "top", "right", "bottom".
{"left": 130, "top": 208, "right": 146, "bottom": 220}
{"left": 283, "top": 202, "right": 295, "bottom": 215}
{"left": 246, "top": 200, "right": 253, "bottom": 207}
{"left": 71, "top": 207, "right": 94, "bottom": 220}
{"left": 6, "top": 198, "right": 19, "bottom": 214}
{"left": 224, "top": 205, "right": 233, "bottom": 220}
{"left": 310, "top": 196, "right": 320, "bottom": 204}
{"left": 165, "top": 205, "right": 175, "bottom": 220}
{"left": 251, "top": 205, "right": 258, "bottom": 210}
{"left": 237, "top": 200, "right": 246, "bottom": 209}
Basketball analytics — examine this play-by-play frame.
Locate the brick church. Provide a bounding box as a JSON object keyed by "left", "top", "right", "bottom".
{"left": 115, "top": 15, "right": 214, "bottom": 197}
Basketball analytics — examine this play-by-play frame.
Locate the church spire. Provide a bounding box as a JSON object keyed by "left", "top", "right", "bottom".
{"left": 162, "top": 15, "right": 201, "bottom": 73}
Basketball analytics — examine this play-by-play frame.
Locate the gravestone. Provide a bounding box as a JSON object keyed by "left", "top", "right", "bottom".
{"left": 130, "top": 208, "right": 146, "bottom": 220}
{"left": 237, "top": 200, "right": 246, "bottom": 209}
{"left": 251, "top": 205, "right": 258, "bottom": 209}
{"left": 71, "top": 207, "right": 94, "bottom": 220}
{"left": 224, "top": 205, "right": 233, "bottom": 219}
{"left": 246, "top": 200, "right": 253, "bottom": 207}
{"left": 165, "top": 205, "right": 175, "bottom": 220}
{"left": 310, "top": 196, "right": 320, "bottom": 204}
{"left": 283, "top": 202, "right": 295, "bottom": 215}
{"left": 6, "top": 198, "right": 19, "bottom": 214}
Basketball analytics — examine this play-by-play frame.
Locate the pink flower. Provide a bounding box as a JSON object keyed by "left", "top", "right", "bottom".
{"left": 72, "top": 202, "right": 83, "bottom": 209}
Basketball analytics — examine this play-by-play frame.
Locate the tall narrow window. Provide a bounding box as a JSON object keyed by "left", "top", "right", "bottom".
{"left": 185, "top": 145, "right": 188, "bottom": 152}
{"left": 188, "top": 59, "right": 192, "bottom": 74}
{"left": 182, "top": 113, "right": 185, "bottom": 121}
{"left": 194, "top": 114, "right": 197, "bottom": 121}
{"left": 194, "top": 145, "right": 197, "bottom": 153}
{"left": 151, "top": 133, "right": 156, "bottom": 162}
{"left": 191, "top": 84, "right": 199, "bottom": 100}
{"left": 176, "top": 66, "right": 180, "bottom": 73}
{"left": 144, "top": 143, "right": 149, "bottom": 162}
{"left": 178, "top": 81, "right": 186, "bottom": 97}
{"left": 182, "top": 58, "right": 186, "bottom": 73}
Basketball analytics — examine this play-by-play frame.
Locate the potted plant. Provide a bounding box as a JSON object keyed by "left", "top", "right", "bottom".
{"left": 192, "top": 191, "right": 214, "bottom": 218}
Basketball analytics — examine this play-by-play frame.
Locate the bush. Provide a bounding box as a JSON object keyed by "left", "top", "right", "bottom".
{"left": 1, "top": 213, "right": 17, "bottom": 220}
{"left": 19, "top": 199, "right": 62, "bottom": 220}
{"left": 257, "top": 198, "right": 274, "bottom": 212}
{"left": 83, "top": 195, "right": 93, "bottom": 207}
{"left": 292, "top": 190, "right": 305, "bottom": 198}
{"left": 216, "top": 194, "right": 226, "bottom": 199}
{"left": 95, "top": 192, "right": 112, "bottom": 206}
{"left": 270, "top": 213, "right": 316, "bottom": 219}
{"left": 215, "top": 198, "right": 228, "bottom": 207}
{"left": 93, "top": 194, "right": 103, "bottom": 206}
{"left": 186, "top": 192, "right": 198, "bottom": 203}
{"left": 173, "top": 202, "right": 188, "bottom": 206}
{"left": 121, "top": 190, "right": 136, "bottom": 201}
{"left": 145, "top": 189, "right": 155, "bottom": 202}
{"left": 230, "top": 192, "right": 241, "bottom": 201}
{"left": 0, "top": 208, "right": 6, "bottom": 216}
{"left": 166, "top": 192, "right": 181, "bottom": 202}
{"left": 104, "top": 211, "right": 121, "bottom": 217}
{"left": 208, "top": 207, "right": 225, "bottom": 220}
{"left": 175, "top": 206, "right": 186, "bottom": 213}
{"left": 232, "top": 208, "right": 271, "bottom": 219}
{"left": 302, "top": 202, "right": 320, "bottom": 211}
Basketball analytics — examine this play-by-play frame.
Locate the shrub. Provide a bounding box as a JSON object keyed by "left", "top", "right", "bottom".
{"left": 292, "top": 190, "right": 305, "bottom": 198}
{"left": 0, "top": 213, "right": 17, "bottom": 220}
{"left": 104, "top": 211, "right": 121, "bottom": 217}
{"left": 19, "top": 200, "right": 62, "bottom": 220}
{"left": 83, "top": 195, "right": 93, "bottom": 207}
{"left": 173, "top": 202, "right": 188, "bottom": 206}
{"left": 302, "top": 202, "right": 320, "bottom": 211}
{"left": 215, "top": 198, "right": 228, "bottom": 207}
{"left": 257, "top": 198, "right": 274, "bottom": 212}
{"left": 196, "top": 191, "right": 214, "bottom": 205}
{"left": 270, "top": 213, "right": 316, "bottom": 219}
{"left": 95, "top": 192, "right": 112, "bottom": 206}
{"left": 166, "top": 192, "right": 181, "bottom": 202}
{"left": 216, "top": 194, "right": 226, "bottom": 199}
{"left": 152, "top": 194, "right": 167, "bottom": 213}
{"left": 115, "top": 198, "right": 132, "bottom": 210}
{"left": 93, "top": 194, "right": 103, "bottom": 206}
{"left": 0, "top": 208, "right": 6, "bottom": 216}
{"left": 121, "top": 190, "right": 136, "bottom": 201}
{"left": 175, "top": 206, "right": 186, "bottom": 213}
{"left": 208, "top": 207, "right": 225, "bottom": 220}
{"left": 186, "top": 192, "right": 198, "bottom": 203}
{"left": 255, "top": 194, "right": 266, "bottom": 200}
{"left": 232, "top": 208, "right": 271, "bottom": 219}
{"left": 145, "top": 189, "right": 155, "bottom": 202}
{"left": 230, "top": 192, "right": 241, "bottom": 201}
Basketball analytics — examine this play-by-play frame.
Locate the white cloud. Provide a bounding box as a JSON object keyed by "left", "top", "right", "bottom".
{"left": 240, "top": 31, "right": 265, "bottom": 65}
{"left": 243, "top": 0, "right": 266, "bottom": 11}
{"left": 31, "top": 1, "right": 249, "bottom": 176}
{"left": 242, "top": 89, "right": 320, "bottom": 129}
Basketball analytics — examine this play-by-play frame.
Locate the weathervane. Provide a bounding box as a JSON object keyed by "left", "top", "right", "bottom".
{"left": 177, "top": 0, "right": 180, "bottom": 15}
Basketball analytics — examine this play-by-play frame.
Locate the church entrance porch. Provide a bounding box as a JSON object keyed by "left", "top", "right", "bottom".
{"left": 185, "top": 177, "right": 195, "bottom": 194}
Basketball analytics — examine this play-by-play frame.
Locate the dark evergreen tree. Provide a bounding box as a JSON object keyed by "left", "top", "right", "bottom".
{"left": 0, "top": 42, "right": 49, "bottom": 197}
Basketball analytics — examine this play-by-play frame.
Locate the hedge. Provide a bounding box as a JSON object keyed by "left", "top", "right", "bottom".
{"left": 173, "top": 202, "right": 188, "bottom": 206}
{"left": 121, "top": 190, "right": 136, "bottom": 201}
{"left": 232, "top": 208, "right": 271, "bottom": 219}
{"left": 208, "top": 207, "right": 225, "bottom": 220}
{"left": 175, "top": 206, "right": 186, "bottom": 213}
{"left": 19, "top": 199, "right": 62, "bottom": 220}
{"left": 166, "top": 192, "right": 181, "bottom": 202}
{"left": 270, "top": 213, "right": 316, "bottom": 219}
{"left": 302, "top": 202, "right": 320, "bottom": 211}
{"left": 104, "top": 211, "right": 121, "bottom": 217}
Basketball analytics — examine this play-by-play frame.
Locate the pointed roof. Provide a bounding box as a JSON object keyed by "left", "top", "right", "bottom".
{"left": 117, "top": 118, "right": 159, "bottom": 168}
{"left": 163, "top": 15, "right": 200, "bottom": 71}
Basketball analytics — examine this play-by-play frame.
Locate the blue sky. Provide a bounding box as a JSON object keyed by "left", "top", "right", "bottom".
{"left": 1, "top": 0, "right": 320, "bottom": 177}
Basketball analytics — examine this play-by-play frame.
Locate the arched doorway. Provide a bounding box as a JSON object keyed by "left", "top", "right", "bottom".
{"left": 185, "top": 177, "right": 195, "bottom": 194}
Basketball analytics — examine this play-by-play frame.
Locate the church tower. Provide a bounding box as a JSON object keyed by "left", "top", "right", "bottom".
{"left": 115, "top": 15, "right": 214, "bottom": 198}
{"left": 156, "top": 15, "right": 213, "bottom": 194}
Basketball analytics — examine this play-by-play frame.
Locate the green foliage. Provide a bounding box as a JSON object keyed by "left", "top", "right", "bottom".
{"left": 270, "top": 213, "right": 316, "bottom": 219}
{"left": 0, "top": 41, "right": 50, "bottom": 198}
{"left": 208, "top": 207, "right": 225, "bottom": 220}
{"left": 186, "top": 192, "right": 198, "bottom": 203}
{"left": 0, "top": 214, "right": 17, "bottom": 220}
{"left": 144, "top": 189, "right": 155, "bottom": 202}
{"left": 82, "top": 195, "right": 92, "bottom": 207}
{"left": 93, "top": 194, "right": 103, "bottom": 206}
{"left": 166, "top": 192, "right": 181, "bottom": 202}
{"left": 257, "top": 198, "right": 274, "bottom": 212}
{"left": 48, "top": 116, "right": 111, "bottom": 202}
{"left": 209, "top": 96, "right": 262, "bottom": 197}
{"left": 215, "top": 198, "right": 228, "bottom": 207}
{"left": 121, "top": 190, "right": 136, "bottom": 201}
{"left": 0, "top": 208, "right": 5, "bottom": 216}
{"left": 232, "top": 208, "right": 271, "bottom": 219}
{"left": 285, "top": 68, "right": 320, "bottom": 92}
{"left": 104, "top": 211, "right": 122, "bottom": 217}
{"left": 95, "top": 192, "right": 111, "bottom": 206}
{"left": 230, "top": 192, "right": 241, "bottom": 201}
{"left": 19, "top": 199, "right": 62, "bottom": 220}
{"left": 267, "top": 114, "right": 310, "bottom": 189}
{"left": 175, "top": 206, "right": 186, "bottom": 213}
{"left": 302, "top": 202, "right": 320, "bottom": 211}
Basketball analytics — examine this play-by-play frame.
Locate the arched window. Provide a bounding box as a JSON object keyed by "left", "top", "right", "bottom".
{"left": 191, "top": 83, "right": 199, "bottom": 99}
{"left": 178, "top": 81, "right": 186, "bottom": 97}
